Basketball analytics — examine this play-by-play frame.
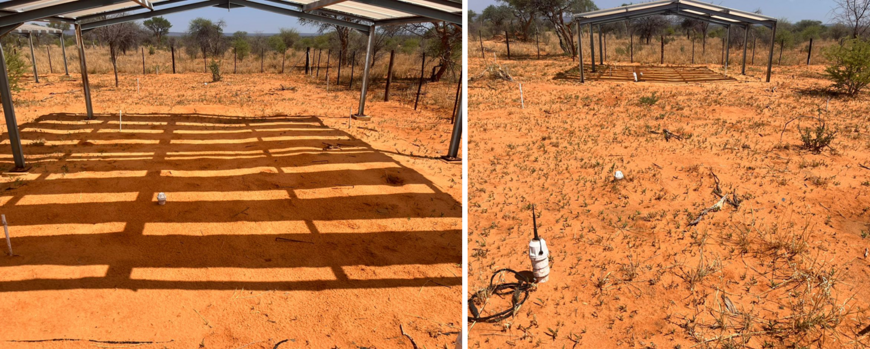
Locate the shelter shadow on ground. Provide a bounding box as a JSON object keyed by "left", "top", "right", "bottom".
{"left": 555, "top": 65, "right": 736, "bottom": 83}
{"left": 0, "top": 113, "right": 461, "bottom": 292}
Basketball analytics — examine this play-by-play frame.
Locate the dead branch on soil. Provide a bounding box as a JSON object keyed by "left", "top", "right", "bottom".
{"left": 650, "top": 129, "right": 682, "bottom": 142}
{"left": 688, "top": 195, "right": 728, "bottom": 227}
{"left": 400, "top": 324, "right": 418, "bottom": 349}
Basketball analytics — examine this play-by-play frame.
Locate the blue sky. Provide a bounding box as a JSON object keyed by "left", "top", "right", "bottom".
{"left": 469, "top": 0, "right": 840, "bottom": 23}
{"left": 156, "top": 7, "right": 322, "bottom": 34}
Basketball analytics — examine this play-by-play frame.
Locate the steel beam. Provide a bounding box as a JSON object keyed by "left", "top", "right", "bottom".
{"left": 376, "top": 16, "right": 433, "bottom": 26}
{"left": 74, "top": 24, "right": 94, "bottom": 119}
{"left": 77, "top": 0, "right": 189, "bottom": 21}
{"left": 676, "top": 3, "right": 774, "bottom": 27}
{"left": 353, "top": 24, "right": 375, "bottom": 119}
{"left": 128, "top": 0, "right": 154, "bottom": 10}
{"left": 0, "top": 45, "right": 26, "bottom": 169}
{"left": 0, "top": 0, "right": 134, "bottom": 27}
{"left": 81, "top": 0, "right": 225, "bottom": 30}
{"left": 353, "top": 0, "right": 460, "bottom": 25}
{"left": 303, "top": 0, "right": 349, "bottom": 12}
{"left": 232, "top": 0, "right": 371, "bottom": 33}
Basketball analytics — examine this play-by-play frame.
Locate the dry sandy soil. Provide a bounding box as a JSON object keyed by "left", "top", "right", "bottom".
{"left": 0, "top": 70, "right": 461, "bottom": 348}
{"left": 468, "top": 43, "right": 870, "bottom": 348}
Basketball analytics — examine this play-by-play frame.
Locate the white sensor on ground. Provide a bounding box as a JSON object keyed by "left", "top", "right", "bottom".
{"left": 529, "top": 205, "right": 550, "bottom": 283}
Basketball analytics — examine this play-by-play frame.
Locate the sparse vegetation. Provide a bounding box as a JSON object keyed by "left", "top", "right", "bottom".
{"left": 823, "top": 38, "right": 870, "bottom": 96}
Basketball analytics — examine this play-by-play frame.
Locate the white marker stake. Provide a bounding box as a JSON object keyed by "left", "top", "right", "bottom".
{"left": 519, "top": 83, "right": 524, "bottom": 109}
{"left": 137, "top": 78, "right": 140, "bottom": 94}
{"left": 633, "top": 72, "right": 638, "bottom": 82}
{"left": 3, "top": 214, "right": 11, "bottom": 256}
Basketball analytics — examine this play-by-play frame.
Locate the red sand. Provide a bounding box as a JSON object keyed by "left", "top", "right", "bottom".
{"left": 0, "top": 72, "right": 461, "bottom": 348}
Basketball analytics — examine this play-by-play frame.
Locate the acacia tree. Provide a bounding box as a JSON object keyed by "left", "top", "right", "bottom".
{"left": 833, "top": 0, "right": 870, "bottom": 38}
{"left": 92, "top": 16, "right": 145, "bottom": 87}
{"left": 532, "top": 0, "right": 597, "bottom": 57}
{"left": 143, "top": 16, "right": 171, "bottom": 47}
{"left": 498, "top": 0, "right": 536, "bottom": 40}
{"left": 406, "top": 22, "right": 461, "bottom": 82}
{"left": 185, "top": 18, "right": 228, "bottom": 71}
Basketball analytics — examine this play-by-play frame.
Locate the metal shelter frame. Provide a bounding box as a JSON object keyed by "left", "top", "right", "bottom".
{"left": 0, "top": 0, "right": 462, "bottom": 170}
{"left": 573, "top": 0, "right": 777, "bottom": 84}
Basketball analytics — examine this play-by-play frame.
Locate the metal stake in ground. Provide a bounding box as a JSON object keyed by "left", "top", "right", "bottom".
{"left": 60, "top": 33, "right": 68, "bottom": 76}
{"left": 806, "top": 38, "right": 813, "bottom": 65}
{"left": 479, "top": 30, "right": 484, "bottom": 59}
{"left": 414, "top": 53, "right": 426, "bottom": 110}
{"left": 384, "top": 49, "right": 394, "bottom": 102}
{"left": 46, "top": 46, "right": 52, "bottom": 74}
{"left": 28, "top": 33, "right": 38, "bottom": 83}
{"left": 171, "top": 44, "right": 176, "bottom": 73}
{"left": 305, "top": 47, "right": 310, "bottom": 74}
{"left": 2, "top": 214, "right": 11, "bottom": 256}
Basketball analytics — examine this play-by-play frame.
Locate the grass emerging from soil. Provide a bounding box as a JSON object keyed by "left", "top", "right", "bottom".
{"left": 468, "top": 42, "right": 870, "bottom": 349}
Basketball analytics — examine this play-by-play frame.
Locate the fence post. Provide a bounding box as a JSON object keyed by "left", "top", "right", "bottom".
{"left": 384, "top": 49, "right": 394, "bottom": 102}
{"left": 806, "top": 38, "right": 813, "bottom": 65}
{"left": 171, "top": 44, "right": 176, "bottom": 73}
{"left": 348, "top": 51, "right": 355, "bottom": 88}
{"left": 505, "top": 30, "right": 511, "bottom": 59}
{"left": 142, "top": 47, "right": 145, "bottom": 74}
{"left": 414, "top": 53, "right": 426, "bottom": 110}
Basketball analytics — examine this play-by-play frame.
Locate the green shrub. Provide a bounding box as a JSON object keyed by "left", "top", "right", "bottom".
{"left": 799, "top": 120, "right": 836, "bottom": 153}
{"left": 208, "top": 60, "right": 221, "bottom": 82}
{"left": 148, "top": 45, "right": 156, "bottom": 55}
{"left": 3, "top": 44, "right": 27, "bottom": 92}
{"left": 823, "top": 39, "right": 870, "bottom": 96}
{"left": 639, "top": 92, "right": 659, "bottom": 106}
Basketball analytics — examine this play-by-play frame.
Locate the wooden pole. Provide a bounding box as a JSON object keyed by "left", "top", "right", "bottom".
{"left": 752, "top": 37, "right": 756, "bottom": 65}
{"left": 141, "top": 47, "right": 145, "bottom": 74}
{"left": 336, "top": 49, "right": 342, "bottom": 85}
{"left": 692, "top": 35, "right": 695, "bottom": 64}
{"left": 281, "top": 50, "right": 286, "bottom": 73}
{"left": 384, "top": 49, "right": 394, "bottom": 101}
{"left": 630, "top": 25, "right": 633, "bottom": 63}
{"left": 305, "top": 47, "right": 310, "bottom": 74}
{"left": 535, "top": 22, "right": 540, "bottom": 59}
{"left": 325, "top": 49, "right": 330, "bottom": 84}
{"left": 348, "top": 51, "right": 355, "bottom": 88}
{"left": 261, "top": 48, "right": 265, "bottom": 73}
{"left": 742, "top": 26, "right": 749, "bottom": 75}
{"left": 316, "top": 48, "right": 321, "bottom": 77}
{"left": 111, "top": 46, "right": 118, "bottom": 87}
{"left": 171, "top": 44, "right": 176, "bottom": 73}
{"left": 806, "top": 38, "right": 813, "bottom": 65}
{"left": 661, "top": 35, "right": 664, "bottom": 64}
{"left": 479, "top": 29, "right": 485, "bottom": 59}
{"left": 578, "top": 21, "right": 584, "bottom": 83}
{"left": 233, "top": 48, "right": 237, "bottom": 73}
{"left": 779, "top": 39, "right": 784, "bottom": 65}
{"left": 414, "top": 53, "right": 425, "bottom": 110}
{"left": 505, "top": 30, "right": 511, "bottom": 59}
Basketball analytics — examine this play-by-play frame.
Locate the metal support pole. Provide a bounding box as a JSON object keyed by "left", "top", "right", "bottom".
{"left": 60, "top": 33, "right": 68, "bottom": 76}
{"left": 384, "top": 49, "right": 394, "bottom": 101}
{"left": 353, "top": 24, "right": 375, "bottom": 120}
{"left": 451, "top": 73, "right": 460, "bottom": 124}
{"left": 742, "top": 25, "right": 749, "bottom": 75}
{"left": 598, "top": 25, "right": 603, "bottom": 64}
{"left": 724, "top": 26, "right": 730, "bottom": 76}
{"left": 577, "top": 21, "right": 584, "bottom": 83}
{"left": 766, "top": 22, "right": 776, "bottom": 83}
{"left": 0, "top": 45, "right": 26, "bottom": 170}
{"left": 28, "top": 33, "right": 38, "bottom": 83}
{"left": 589, "top": 24, "right": 595, "bottom": 72}
{"left": 444, "top": 92, "right": 462, "bottom": 160}
{"left": 75, "top": 24, "right": 93, "bottom": 119}
{"left": 46, "top": 46, "right": 53, "bottom": 74}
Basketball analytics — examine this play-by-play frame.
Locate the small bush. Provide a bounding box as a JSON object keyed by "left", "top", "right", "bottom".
{"left": 799, "top": 120, "right": 836, "bottom": 153}
{"left": 208, "top": 60, "right": 221, "bottom": 82}
{"left": 3, "top": 44, "right": 27, "bottom": 92}
{"left": 639, "top": 92, "right": 659, "bottom": 106}
{"left": 148, "top": 45, "right": 156, "bottom": 55}
{"left": 823, "top": 39, "right": 870, "bottom": 96}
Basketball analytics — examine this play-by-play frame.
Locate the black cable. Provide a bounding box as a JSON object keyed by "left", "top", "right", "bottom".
{"left": 467, "top": 268, "right": 535, "bottom": 323}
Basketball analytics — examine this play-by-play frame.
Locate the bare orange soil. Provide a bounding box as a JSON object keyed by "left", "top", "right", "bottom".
{"left": 469, "top": 53, "right": 870, "bottom": 348}
{"left": 0, "top": 71, "right": 460, "bottom": 348}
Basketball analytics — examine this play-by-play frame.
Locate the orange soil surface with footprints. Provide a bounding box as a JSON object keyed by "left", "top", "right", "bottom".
{"left": 0, "top": 71, "right": 461, "bottom": 348}
{"left": 468, "top": 53, "right": 870, "bottom": 348}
